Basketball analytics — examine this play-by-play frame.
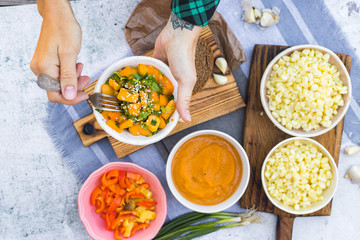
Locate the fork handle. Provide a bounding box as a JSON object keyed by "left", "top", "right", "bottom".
{"left": 36, "top": 73, "right": 61, "bottom": 92}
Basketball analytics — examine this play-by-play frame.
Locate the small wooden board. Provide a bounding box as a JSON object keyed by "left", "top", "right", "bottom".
{"left": 73, "top": 26, "right": 245, "bottom": 158}
{"left": 240, "top": 45, "right": 351, "bottom": 240}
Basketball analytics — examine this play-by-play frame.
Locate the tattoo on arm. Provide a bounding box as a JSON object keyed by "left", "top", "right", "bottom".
{"left": 171, "top": 12, "right": 194, "bottom": 31}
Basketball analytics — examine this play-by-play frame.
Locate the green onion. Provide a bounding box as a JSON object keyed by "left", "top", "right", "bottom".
{"left": 151, "top": 119, "right": 157, "bottom": 126}
{"left": 154, "top": 210, "right": 260, "bottom": 240}
{"left": 95, "top": 109, "right": 103, "bottom": 114}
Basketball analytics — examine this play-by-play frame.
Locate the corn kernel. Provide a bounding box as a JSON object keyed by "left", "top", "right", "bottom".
{"left": 266, "top": 48, "right": 347, "bottom": 131}
{"left": 265, "top": 141, "right": 333, "bottom": 211}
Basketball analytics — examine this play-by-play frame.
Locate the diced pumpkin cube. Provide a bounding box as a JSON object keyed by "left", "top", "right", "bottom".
{"left": 101, "top": 84, "right": 114, "bottom": 95}
{"left": 109, "top": 78, "right": 120, "bottom": 91}
{"left": 118, "top": 66, "right": 137, "bottom": 78}
{"left": 128, "top": 103, "right": 141, "bottom": 116}
{"left": 161, "top": 100, "right": 176, "bottom": 120}
{"left": 150, "top": 90, "right": 159, "bottom": 103}
{"left": 137, "top": 64, "right": 149, "bottom": 76}
{"left": 119, "top": 119, "right": 134, "bottom": 132}
{"left": 140, "top": 91, "right": 148, "bottom": 107}
{"left": 129, "top": 124, "right": 152, "bottom": 137}
{"left": 159, "top": 94, "right": 168, "bottom": 106}
{"left": 152, "top": 103, "right": 160, "bottom": 111}
{"left": 101, "top": 111, "right": 110, "bottom": 119}
{"left": 108, "top": 112, "right": 125, "bottom": 122}
{"left": 160, "top": 76, "right": 174, "bottom": 96}
{"left": 145, "top": 115, "right": 160, "bottom": 132}
{"left": 117, "top": 88, "right": 139, "bottom": 103}
{"left": 159, "top": 116, "right": 166, "bottom": 129}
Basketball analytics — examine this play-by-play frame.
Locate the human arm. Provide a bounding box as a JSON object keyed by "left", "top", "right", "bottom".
{"left": 30, "top": 0, "right": 89, "bottom": 104}
{"left": 153, "top": 0, "right": 220, "bottom": 122}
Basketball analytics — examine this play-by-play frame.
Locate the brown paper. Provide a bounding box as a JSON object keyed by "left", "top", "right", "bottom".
{"left": 125, "top": 0, "right": 246, "bottom": 71}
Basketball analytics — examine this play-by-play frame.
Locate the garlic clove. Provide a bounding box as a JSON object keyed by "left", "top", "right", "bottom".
{"left": 215, "top": 57, "right": 228, "bottom": 74}
{"left": 253, "top": 7, "right": 261, "bottom": 20}
{"left": 213, "top": 73, "right": 228, "bottom": 85}
{"left": 260, "top": 9, "right": 279, "bottom": 28}
{"left": 178, "top": 118, "right": 185, "bottom": 123}
{"left": 345, "top": 145, "right": 360, "bottom": 155}
{"left": 243, "top": 4, "right": 256, "bottom": 23}
{"left": 345, "top": 165, "right": 360, "bottom": 183}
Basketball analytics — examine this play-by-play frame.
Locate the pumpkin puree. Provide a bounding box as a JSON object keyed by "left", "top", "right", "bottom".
{"left": 171, "top": 135, "right": 242, "bottom": 205}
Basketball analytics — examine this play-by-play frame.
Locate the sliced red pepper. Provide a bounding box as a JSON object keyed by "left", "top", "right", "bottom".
{"left": 114, "top": 227, "right": 123, "bottom": 240}
{"left": 135, "top": 201, "right": 152, "bottom": 209}
{"left": 120, "top": 226, "right": 126, "bottom": 234}
{"left": 142, "top": 200, "right": 157, "bottom": 205}
{"left": 105, "top": 191, "right": 116, "bottom": 205}
{"left": 124, "top": 177, "right": 132, "bottom": 189}
{"left": 105, "top": 212, "right": 116, "bottom": 231}
{"left": 129, "top": 194, "right": 145, "bottom": 199}
{"left": 111, "top": 214, "right": 136, "bottom": 230}
{"left": 108, "top": 197, "right": 122, "bottom": 213}
{"left": 118, "top": 188, "right": 127, "bottom": 196}
{"left": 125, "top": 190, "right": 136, "bottom": 203}
{"left": 90, "top": 186, "right": 102, "bottom": 205}
{"left": 131, "top": 223, "right": 149, "bottom": 236}
{"left": 101, "top": 169, "right": 119, "bottom": 187}
{"left": 126, "top": 172, "right": 142, "bottom": 181}
{"left": 119, "top": 173, "right": 127, "bottom": 189}
{"left": 95, "top": 196, "right": 106, "bottom": 213}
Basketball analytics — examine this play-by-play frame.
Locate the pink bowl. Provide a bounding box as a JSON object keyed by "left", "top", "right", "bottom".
{"left": 78, "top": 162, "right": 167, "bottom": 240}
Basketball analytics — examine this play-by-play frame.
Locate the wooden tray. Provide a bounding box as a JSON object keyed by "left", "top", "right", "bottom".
{"left": 240, "top": 45, "right": 351, "bottom": 240}
{"left": 73, "top": 26, "right": 245, "bottom": 159}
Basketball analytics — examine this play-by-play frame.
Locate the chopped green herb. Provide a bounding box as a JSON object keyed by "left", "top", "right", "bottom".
{"left": 105, "top": 79, "right": 110, "bottom": 84}
{"left": 152, "top": 131, "right": 158, "bottom": 135}
{"left": 133, "top": 72, "right": 142, "bottom": 80}
{"left": 165, "top": 118, "right": 170, "bottom": 124}
{"left": 138, "top": 110, "right": 151, "bottom": 121}
{"left": 152, "top": 110, "right": 161, "bottom": 116}
{"left": 143, "top": 75, "right": 162, "bottom": 94}
{"left": 115, "top": 121, "right": 120, "bottom": 128}
{"left": 95, "top": 109, "right": 104, "bottom": 114}
{"left": 147, "top": 92, "right": 151, "bottom": 99}
{"left": 151, "top": 119, "right": 157, "bottom": 126}
{"left": 140, "top": 123, "right": 149, "bottom": 129}
{"left": 168, "top": 95, "right": 174, "bottom": 101}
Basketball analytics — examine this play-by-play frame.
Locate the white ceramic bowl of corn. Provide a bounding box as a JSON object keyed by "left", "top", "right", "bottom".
{"left": 261, "top": 137, "right": 338, "bottom": 215}
{"left": 260, "top": 44, "right": 352, "bottom": 137}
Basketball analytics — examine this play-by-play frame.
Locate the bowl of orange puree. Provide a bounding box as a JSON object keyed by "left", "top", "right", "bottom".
{"left": 166, "top": 130, "right": 250, "bottom": 213}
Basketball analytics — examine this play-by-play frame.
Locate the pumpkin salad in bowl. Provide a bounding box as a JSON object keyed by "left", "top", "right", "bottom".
{"left": 98, "top": 64, "right": 176, "bottom": 138}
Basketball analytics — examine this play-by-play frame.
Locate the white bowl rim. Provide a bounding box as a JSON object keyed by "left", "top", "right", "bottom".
{"left": 261, "top": 137, "right": 338, "bottom": 215}
{"left": 260, "top": 44, "right": 352, "bottom": 137}
{"left": 166, "top": 130, "right": 250, "bottom": 213}
{"left": 93, "top": 56, "right": 179, "bottom": 145}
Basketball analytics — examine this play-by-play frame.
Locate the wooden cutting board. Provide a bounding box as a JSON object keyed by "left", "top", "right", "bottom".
{"left": 73, "top": 26, "right": 245, "bottom": 159}
{"left": 240, "top": 45, "right": 351, "bottom": 240}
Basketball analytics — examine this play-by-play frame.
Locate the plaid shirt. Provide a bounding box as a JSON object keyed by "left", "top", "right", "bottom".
{"left": 171, "top": 0, "right": 220, "bottom": 27}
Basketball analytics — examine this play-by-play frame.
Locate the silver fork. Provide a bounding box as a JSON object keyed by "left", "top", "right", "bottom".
{"left": 36, "top": 73, "right": 122, "bottom": 112}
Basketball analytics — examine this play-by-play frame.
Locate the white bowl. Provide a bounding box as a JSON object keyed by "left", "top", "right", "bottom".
{"left": 261, "top": 137, "right": 338, "bottom": 215}
{"left": 260, "top": 44, "right": 352, "bottom": 137}
{"left": 93, "top": 56, "right": 179, "bottom": 145}
{"left": 166, "top": 130, "right": 250, "bottom": 213}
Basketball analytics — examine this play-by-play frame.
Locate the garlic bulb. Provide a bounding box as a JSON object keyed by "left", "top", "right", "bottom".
{"left": 345, "top": 166, "right": 360, "bottom": 183}
{"left": 260, "top": 9, "right": 279, "bottom": 28}
{"left": 215, "top": 57, "right": 228, "bottom": 74}
{"left": 345, "top": 145, "right": 360, "bottom": 155}
{"left": 213, "top": 74, "right": 228, "bottom": 85}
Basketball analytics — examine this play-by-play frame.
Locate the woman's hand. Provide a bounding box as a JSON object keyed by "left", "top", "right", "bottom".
{"left": 153, "top": 12, "right": 202, "bottom": 122}
{"left": 30, "top": 0, "right": 89, "bottom": 104}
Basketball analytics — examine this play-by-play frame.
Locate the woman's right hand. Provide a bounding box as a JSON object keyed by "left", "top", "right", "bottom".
{"left": 30, "top": 0, "right": 89, "bottom": 104}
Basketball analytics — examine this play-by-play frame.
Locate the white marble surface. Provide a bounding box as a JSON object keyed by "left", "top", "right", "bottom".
{"left": 0, "top": 0, "right": 360, "bottom": 239}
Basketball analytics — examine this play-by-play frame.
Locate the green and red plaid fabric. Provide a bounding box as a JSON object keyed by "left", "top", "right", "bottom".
{"left": 171, "top": 0, "right": 220, "bottom": 27}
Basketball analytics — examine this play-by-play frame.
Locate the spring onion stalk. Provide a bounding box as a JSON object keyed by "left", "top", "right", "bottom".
{"left": 154, "top": 209, "right": 260, "bottom": 240}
